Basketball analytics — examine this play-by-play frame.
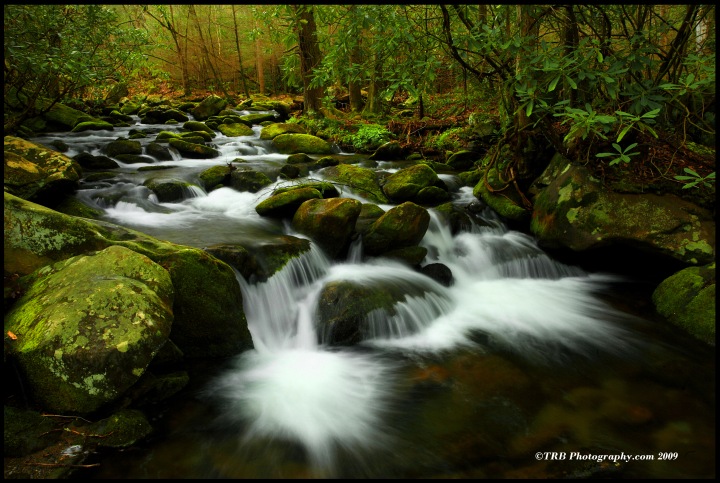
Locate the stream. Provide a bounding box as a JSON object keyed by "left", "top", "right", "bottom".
{"left": 29, "top": 112, "right": 715, "bottom": 478}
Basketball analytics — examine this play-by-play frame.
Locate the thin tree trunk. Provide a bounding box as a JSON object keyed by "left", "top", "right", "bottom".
{"left": 254, "top": 19, "right": 265, "bottom": 95}
{"left": 188, "top": 5, "right": 229, "bottom": 97}
{"left": 231, "top": 6, "right": 250, "bottom": 98}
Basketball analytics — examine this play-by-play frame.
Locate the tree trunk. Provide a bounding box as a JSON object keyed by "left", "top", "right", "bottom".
{"left": 255, "top": 19, "right": 265, "bottom": 95}
{"left": 231, "top": 6, "right": 250, "bottom": 98}
{"left": 188, "top": 5, "right": 229, "bottom": 97}
{"left": 292, "top": 5, "right": 323, "bottom": 116}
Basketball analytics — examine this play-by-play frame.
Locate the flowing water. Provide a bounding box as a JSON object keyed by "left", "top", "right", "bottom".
{"left": 29, "top": 112, "right": 714, "bottom": 479}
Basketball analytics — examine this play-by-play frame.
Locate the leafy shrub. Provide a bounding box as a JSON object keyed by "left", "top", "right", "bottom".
{"left": 424, "top": 126, "right": 467, "bottom": 151}
{"left": 344, "top": 124, "right": 392, "bottom": 151}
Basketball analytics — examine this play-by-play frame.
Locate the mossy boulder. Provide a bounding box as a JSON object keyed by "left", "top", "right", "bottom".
{"left": 155, "top": 131, "right": 182, "bottom": 143}
{"left": 41, "top": 102, "right": 95, "bottom": 131}
{"left": 362, "top": 201, "right": 430, "bottom": 256}
{"left": 218, "top": 122, "right": 255, "bottom": 137}
{"left": 198, "top": 165, "right": 232, "bottom": 191}
{"left": 260, "top": 122, "right": 306, "bottom": 140}
{"left": 103, "top": 139, "right": 142, "bottom": 158}
{"left": 273, "top": 133, "right": 332, "bottom": 155}
{"left": 4, "top": 192, "right": 253, "bottom": 360}
{"left": 73, "top": 152, "right": 119, "bottom": 170}
{"left": 530, "top": 153, "right": 715, "bottom": 265}
{"left": 316, "top": 280, "right": 401, "bottom": 346}
{"left": 321, "top": 164, "right": 389, "bottom": 203}
{"left": 229, "top": 169, "right": 273, "bottom": 193}
{"left": 167, "top": 139, "right": 220, "bottom": 159}
{"left": 256, "top": 187, "right": 323, "bottom": 218}
{"left": 71, "top": 120, "right": 115, "bottom": 133}
{"left": 191, "top": 95, "right": 228, "bottom": 121}
{"left": 382, "top": 163, "right": 444, "bottom": 203}
{"left": 4, "top": 136, "right": 82, "bottom": 204}
{"left": 180, "top": 130, "right": 214, "bottom": 142}
{"left": 473, "top": 166, "right": 530, "bottom": 222}
{"left": 4, "top": 245, "right": 174, "bottom": 414}
{"left": 446, "top": 150, "right": 478, "bottom": 171}
{"left": 652, "top": 263, "right": 715, "bottom": 346}
{"left": 182, "top": 120, "right": 217, "bottom": 138}
{"left": 292, "top": 198, "right": 363, "bottom": 259}
{"left": 143, "top": 178, "right": 193, "bottom": 202}
{"left": 286, "top": 153, "right": 313, "bottom": 164}
{"left": 272, "top": 181, "right": 339, "bottom": 198}
{"left": 355, "top": 203, "right": 385, "bottom": 236}
{"left": 206, "top": 235, "right": 311, "bottom": 283}
{"left": 83, "top": 409, "right": 154, "bottom": 448}
{"left": 369, "top": 141, "right": 405, "bottom": 161}
{"left": 139, "top": 108, "right": 189, "bottom": 124}
{"left": 239, "top": 113, "right": 277, "bottom": 125}
{"left": 146, "top": 142, "right": 174, "bottom": 161}
{"left": 217, "top": 122, "right": 254, "bottom": 137}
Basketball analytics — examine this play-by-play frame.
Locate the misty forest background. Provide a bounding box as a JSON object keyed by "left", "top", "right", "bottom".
{"left": 4, "top": 5, "right": 716, "bottom": 197}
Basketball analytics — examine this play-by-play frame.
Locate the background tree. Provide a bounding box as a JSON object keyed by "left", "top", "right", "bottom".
{"left": 4, "top": 4, "right": 147, "bottom": 133}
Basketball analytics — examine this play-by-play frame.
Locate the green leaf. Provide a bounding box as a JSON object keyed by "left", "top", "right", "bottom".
{"left": 641, "top": 108, "right": 661, "bottom": 118}
{"left": 617, "top": 125, "right": 632, "bottom": 143}
{"left": 683, "top": 167, "right": 700, "bottom": 177}
{"left": 548, "top": 75, "right": 561, "bottom": 92}
{"left": 595, "top": 152, "right": 614, "bottom": 158}
{"left": 565, "top": 76, "right": 577, "bottom": 89}
{"left": 526, "top": 100, "right": 534, "bottom": 117}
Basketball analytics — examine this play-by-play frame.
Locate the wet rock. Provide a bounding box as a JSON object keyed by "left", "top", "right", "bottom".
{"left": 363, "top": 202, "right": 430, "bottom": 256}
{"left": 4, "top": 245, "right": 174, "bottom": 414}
{"left": 652, "top": 263, "right": 715, "bottom": 345}
{"left": 421, "top": 263, "right": 454, "bottom": 286}
{"left": 322, "top": 164, "right": 388, "bottom": 203}
{"left": 74, "top": 152, "right": 119, "bottom": 170}
{"left": 218, "top": 122, "right": 254, "bottom": 137}
{"left": 230, "top": 169, "right": 273, "bottom": 193}
{"left": 292, "top": 197, "right": 362, "bottom": 259}
{"left": 273, "top": 133, "right": 332, "bottom": 155}
{"left": 191, "top": 94, "right": 228, "bottom": 121}
{"left": 4, "top": 136, "right": 82, "bottom": 205}
{"left": 103, "top": 139, "right": 142, "bottom": 157}
{"left": 168, "top": 139, "right": 220, "bottom": 159}
{"left": 256, "top": 187, "right": 323, "bottom": 219}
{"left": 260, "top": 122, "right": 306, "bottom": 140}
{"left": 382, "top": 163, "right": 446, "bottom": 204}
{"left": 530, "top": 153, "right": 715, "bottom": 265}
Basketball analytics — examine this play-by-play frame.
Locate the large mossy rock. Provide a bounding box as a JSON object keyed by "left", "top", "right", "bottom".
{"left": 369, "top": 141, "right": 405, "bottom": 161}
{"left": 4, "top": 136, "right": 82, "bottom": 204}
{"left": 217, "top": 122, "right": 254, "bottom": 137}
{"left": 362, "top": 201, "right": 430, "bottom": 257}
{"left": 316, "top": 280, "right": 401, "bottom": 346}
{"left": 272, "top": 133, "right": 332, "bottom": 155}
{"left": 260, "top": 123, "right": 306, "bottom": 140}
{"left": 191, "top": 95, "right": 228, "bottom": 121}
{"left": 103, "top": 139, "right": 142, "bottom": 158}
{"left": 382, "top": 163, "right": 445, "bottom": 203}
{"left": 198, "top": 165, "right": 232, "bottom": 191}
{"left": 41, "top": 102, "right": 95, "bottom": 131}
{"left": 473, "top": 166, "right": 530, "bottom": 222}
{"left": 239, "top": 113, "right": 277, "bottom": 125}
{"left": 167, "top": 139, "right": 220, "bottom": 159}
{"left": 4, "top": 245, "right": 174, "bottom": 414}
{"left": 652, "top": 263, "right": 715, "bottom": 346}
{"left": 206, "top": 235, "right": 311, "bottom": 283}
{"left": 255, "top": 186, "right": 323, "bottom": 218}
{"left": 321, "top": 164, "right": 389, "bottom": 203}
{"left": 292, "top": 198, "right": 363, "bottom": 259}
{"left": 229, "top": 169, "right": 273, "bottom": 193}
{"left": 4, "top": 192, "right": 253, "bottom": 359}
{"left": 530, "top": 153, "right": 715, "bottom": 265}
{"left": 182, "top": 121, "right": 217, "bottom": 138}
